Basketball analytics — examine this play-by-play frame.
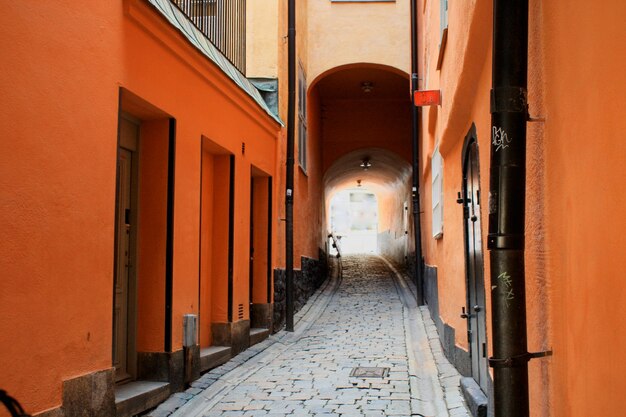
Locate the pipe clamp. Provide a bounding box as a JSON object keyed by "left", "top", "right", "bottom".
{"left": 489, "top": 350, "right": 553, "bottom": 368}
{"left": 491, "top": 87, "right": 528, "bottom": 113}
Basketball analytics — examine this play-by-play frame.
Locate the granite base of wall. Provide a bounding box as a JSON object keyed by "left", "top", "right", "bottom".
{"left": 251, "top": 303, "right": 273, "bottom": 328}
{"left": 34, "top": 351, "right": 195, "bottom": 417}
{"left": 211, "top": 320, "right": 251, "bottom": 356}
{"left": 273, "top": 268, "right": 286, "bottom": 332}
{"left": 404, "top": 250, "right": 420, "bottom": 288}
{"left": 273, "top": 250, "right": 328, "bottom": 333}
{"left": 183, "top": 345, "right": 201, "bottom": 385}
{"left": 423, "top": 264, "right": 443, "bottom": 337}
{"left": 35, "top": 369, "right": 116, "bottom": 417}
{"left": 137, "top": 349, "right": 185, "bottom": 392}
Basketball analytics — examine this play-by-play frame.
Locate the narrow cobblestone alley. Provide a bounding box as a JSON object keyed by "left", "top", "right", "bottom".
{"left": 153, "top": 256, "right": 470, "bottom": 417}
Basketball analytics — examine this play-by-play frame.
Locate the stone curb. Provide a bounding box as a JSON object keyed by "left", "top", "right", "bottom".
{"left": 381, "top": 256, "right": 471, "bottom": 417}
{"left": 145, "top": 267, "right": 342, "bottom": 417}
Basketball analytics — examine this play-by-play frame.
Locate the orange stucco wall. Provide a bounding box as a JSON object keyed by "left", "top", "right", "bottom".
{"left": 293, "top": 83, "right": 325, "bottom": 265}
{"left": 136, "top": 119, "right": 170, "bottom": 352}
{"left": 122, "top": 0, "right": 279, "bottom": 341}
{"left": 0, "top": 0, "right": 280, "bottom": 414}
{"left": 208, "top": 154, "right": 232, "bottom": 325}
{"left": 419, "top": 0, "right": 626, "bottom": 416}
{"left": 418, "top": 0, "right": 494, "bottom": 351}
{"left": 418, "top": 0, "right": 553, "bottom": 412}
{"left": 274, "top": 0, "right": 326, "bottom": 268}
{"left": 0, "top": 1, "right": 121, "bottom": 412}
{"left": 199, "top": 149, "right": 215, "bottom": 347}
{"left": 543, "top": 1, "right": 626, "bottom": 416}
{"left": 251, "top": 176, "right": 271, "bottom": 304}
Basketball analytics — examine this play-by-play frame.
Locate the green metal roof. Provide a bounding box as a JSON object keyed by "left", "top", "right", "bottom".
{"left": 146, "top": 0, "right": 283, "bottom": 126}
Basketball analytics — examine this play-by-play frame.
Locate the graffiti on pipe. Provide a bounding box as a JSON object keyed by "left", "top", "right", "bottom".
{"left": 492, "top": 126, "right": 512, "bottom": 152}
{"left": 496, "top": 271, "right": 515, "bottom": 307}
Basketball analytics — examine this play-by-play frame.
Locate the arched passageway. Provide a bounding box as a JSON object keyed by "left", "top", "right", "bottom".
{"left": 324, "top": 148, "right": 413, "bottom": 264}
{"left": 306, "top": 63, "right": 416, "bottom": 266}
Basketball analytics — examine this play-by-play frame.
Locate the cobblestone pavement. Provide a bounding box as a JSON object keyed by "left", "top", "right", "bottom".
{"left": 156, "top": 255, "right": 470, "bottom": 417}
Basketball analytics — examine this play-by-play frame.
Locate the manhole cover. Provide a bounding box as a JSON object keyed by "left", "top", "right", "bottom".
{"left": 350, "top": 367, "right": 390, "bottom": 378}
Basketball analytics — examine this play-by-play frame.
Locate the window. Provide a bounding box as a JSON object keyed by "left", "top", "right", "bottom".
{"left": 432, "top": 147, "right": 443, "bottom": 239}
{"left": 298, "top": 64, "right": 307, "bottom": 173}
{"left": 436, "top": 0, "right": 448, "bottom": 69}
{"left": 440, "top": 0, "right": 448, "bottom": 36}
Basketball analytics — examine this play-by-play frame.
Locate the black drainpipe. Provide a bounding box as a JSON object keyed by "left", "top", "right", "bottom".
{"left": 487, "top": 0, "right": 537, "bottom": 416}
{"left": 410, "top": 0, "right": 424, "bottom": 305}
{"left": 285, "top": 0, "right": 296, "bottom": 332}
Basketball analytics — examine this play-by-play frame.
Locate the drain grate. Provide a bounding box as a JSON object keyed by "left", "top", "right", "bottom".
{"left": 350, "top": 367, "right": 390, "bottom": 378}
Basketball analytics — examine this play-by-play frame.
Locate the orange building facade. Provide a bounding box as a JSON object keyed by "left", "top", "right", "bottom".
{"left": 415, "top": 0, "right": 626, "bottom": 416}
{"left": 3, "top": 0, "right": 626, "bottom": 416}
{"left": 0, "top": 1, "right": 286, "bottom": 415}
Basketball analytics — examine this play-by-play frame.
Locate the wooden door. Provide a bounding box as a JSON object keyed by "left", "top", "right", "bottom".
{"left": 114, "top": 117, "right": 138, "bottom": 383}
{"left": 463, "top": 141, "right": 489, "bottom": 392}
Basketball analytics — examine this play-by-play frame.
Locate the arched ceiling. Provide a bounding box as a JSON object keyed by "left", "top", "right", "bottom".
{"left": 324, "top": 148, "right": 412, "bottom": 198}
{"left": 315, "top": 65, "right": 410, "bottom": 101}
{"left": 314, "top": 64, "right": 413, "bottom": 201}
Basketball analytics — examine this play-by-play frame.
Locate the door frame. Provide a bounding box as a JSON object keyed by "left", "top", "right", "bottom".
{"left": 461, "top": 124, "right": 489, "bottom": 393}
{"left": 113, "top": 113, "right": 140, "bottom": 383}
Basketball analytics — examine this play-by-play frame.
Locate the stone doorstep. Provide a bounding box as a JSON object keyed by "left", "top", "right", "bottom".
{"left": 249, "top": 327, "right": 271, "bottom": 347}
{"left": 200, "top": 345, "right": 232, "bottom": 373}
{"left": 115, "top": 380, "right": 170, "bottom": 417}
{"left": 460, "top": 377, "right": 488, "bottom": 417}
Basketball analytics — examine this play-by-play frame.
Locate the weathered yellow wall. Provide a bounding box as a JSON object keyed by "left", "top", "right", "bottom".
{"left": 307, "top": 0, "right": 410, "bottom": 84}
{"left": 246, "top": 0, "right": 279, "bottom": 77}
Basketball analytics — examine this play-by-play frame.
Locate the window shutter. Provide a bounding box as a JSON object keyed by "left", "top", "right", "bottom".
{"left": 298, "top": 65, "right": 307, "bottom": 172}
{"left": 440, "top": 0, "right": 448, "bottom": 36}
{"left": 432, "top": 147, "right": 444, "bottom": 239}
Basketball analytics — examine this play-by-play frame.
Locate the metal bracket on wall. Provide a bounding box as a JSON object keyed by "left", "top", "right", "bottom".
{"left": 456, "top": 192, "right": 471, "bottom": 205}
{"left": 488, "top": 350, "right": 553, "bottom": 368}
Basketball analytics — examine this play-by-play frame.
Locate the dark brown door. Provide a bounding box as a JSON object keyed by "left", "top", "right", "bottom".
{"left": 114, "top": 117, "right": 138, "bottom": 383}
{"left": 463, "top": 140, "right": 488, "bottom": 393}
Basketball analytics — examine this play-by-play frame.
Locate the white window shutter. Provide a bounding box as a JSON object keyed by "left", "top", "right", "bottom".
{"left": 432, "top": 148, "right": 443, "bottom": 239}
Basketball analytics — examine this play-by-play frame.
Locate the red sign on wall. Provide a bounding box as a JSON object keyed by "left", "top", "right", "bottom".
{"left": 413, "top": 90, "right": 441, "bottom": 106}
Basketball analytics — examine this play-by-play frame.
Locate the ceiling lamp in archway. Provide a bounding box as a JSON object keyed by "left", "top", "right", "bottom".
{"left": 361, "top": 81, "right": 374, "bottom": 93}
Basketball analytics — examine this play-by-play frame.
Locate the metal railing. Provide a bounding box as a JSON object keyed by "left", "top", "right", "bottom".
{"left": 328, "top": 232, "right": 343, "bottom": 259}
{"left": 171, "top": 0, "right": 246, "bottom": 74}
{"left": 328, "top": 232, "right": 343, "bottom": 280}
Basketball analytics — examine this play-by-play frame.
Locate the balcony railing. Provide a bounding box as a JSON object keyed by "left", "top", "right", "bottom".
{"left": 171, "top": 0, "right": 246, "bottom": 74}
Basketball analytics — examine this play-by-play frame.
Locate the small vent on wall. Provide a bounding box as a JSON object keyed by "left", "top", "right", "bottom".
{"left": 238, "top": 304, "right": 244, "bottom": 320}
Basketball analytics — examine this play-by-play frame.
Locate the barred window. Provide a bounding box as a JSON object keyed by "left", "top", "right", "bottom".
{"left": 298, "top": 64, "right": 307, "bottom": 173}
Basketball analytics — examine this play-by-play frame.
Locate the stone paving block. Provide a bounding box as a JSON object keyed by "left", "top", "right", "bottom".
{"left": 363, "top": 412, "right": 386, "bottom": 417}
{"left": 216, "top": 403, "right": 245, "bottom": 411}
{"left": 450, "top": 405, "right": 472, "bottom": 416}
{"left": 147, "top": 410, "right": 173, "bottom": 417}
{"left": 159, "top": 256, "right": 470, "bottom": 417}
{"left": 222, "top": 412, "right": 245, "bottom": 417}
{"left": 160, "top": 396, "right": 187, "bottom": 412}
{"left": 243, "top": 411, "right": 269, "bottom": 417}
